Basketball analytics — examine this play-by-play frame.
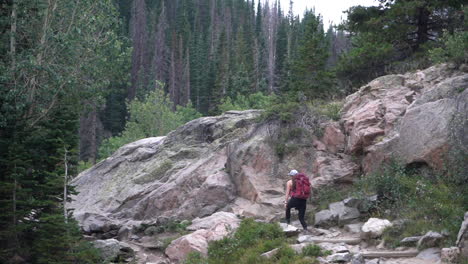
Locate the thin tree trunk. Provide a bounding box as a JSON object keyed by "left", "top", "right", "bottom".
{"left": 63, "top": 147, "right": 68, "bottom": 223}
{"left": 12, "top": 164, "right": 19, "bottom": 252}
{"left": 28, "top": 0, "right": 55, "bottom": 117}
{"left": 10, "top": 0, "right": 17, "bottom": 69}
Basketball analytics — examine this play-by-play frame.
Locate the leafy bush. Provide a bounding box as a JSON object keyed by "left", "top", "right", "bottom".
{"left": 184, "top": 251, "right": 207, "bottom": 264}
{"left": 98, "top": 89, "right": 202, "bottom": 159}
{"left": 308, "top": 100, "right": 343, "bottom": 121}
{"left": 429, "top": 6, "right": 468, "bottom": 65}
{"left": 204, "top": 219, "right": 284, "bottom": 263}
{"left": 301, "top": 244, "right": 328, "bottom": 257}
{"left": 355, "top": 160, "right": 467, "bottom": 247}
{"left": 429, "top": 30, "right": 468, "bottom": 65}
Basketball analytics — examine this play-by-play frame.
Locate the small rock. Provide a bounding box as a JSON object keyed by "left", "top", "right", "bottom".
{"left": 441, "top": 247, "right": 460, "bottom": 264}
{"left": 144, "top": 226, "right": 160, "bottom": 236}
{"left": 329, "top": 202, "right": 361, "bottom": 226}
{"left": 318, "top": 242, "right": 349, "bottom": 253}
{"left": 345, "top": 223, "right": 364, "bottom": 234}
{"left": 417, "top": 247, "right": 441, "bottom": 261}
{"left": 326, "top": 252, "right": 352, "bottom": 263}
{"left": 400, "top": 236, "right": 422, "bottom": 246}
{"left": 325, "top": 231, "right": 342, "bottom": 238}
{"left": 316, "top": 256, "right": 329, "bottom": 263}
{"left": 315, "top": 228, "right": 332, "bottom": 235}
{"left": 260, "top": 248, "right": 279, "bottom": 259}
{"left": 315, "top": 209, "right": 339, "bottom": 228}
{"left": 365, "top": 258, "right": 380, "bottom": 264}
{"left": 343, "top": 197, "right": 362, "bottom": 208}
{"left": 376, "top": 239, "right": 385, "bottom": 249}
{"left": 298, "top": 235, "right": 315, "bottom": 243}
{"left": 361, "top": 218, "right": 392, "bottom": 239}
{"left": 279, "top": 223, "right": 301, "bottom": 236}
{"left": 350, "top": 253, "right": 365, "bottom": 264}
{"left": 417, "top": 231, "right": 444, "bottom": 249}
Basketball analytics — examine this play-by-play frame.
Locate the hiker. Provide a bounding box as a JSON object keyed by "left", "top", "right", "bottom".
{"left": 284, "top": 169, "right": 311, "bottom": 231}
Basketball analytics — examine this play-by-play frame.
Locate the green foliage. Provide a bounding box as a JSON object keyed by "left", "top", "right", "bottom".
{"left": 301, "top": 244, "right": 327, "bottom": 257}
{"left": 184, "top": 251, "right": 208, "bottom": 264}
{"left": 77, "top": 160, "right": 94, "bottom": 174}
{"left": 98, "top": 89, "right": 202, "bottom": 159}
{"left": 262, "top": 99, "right": 300, "bottom": 123}
{"left": 336, "top": 33, "right": 395, "bottom": 91}
{"left": 355, "top": 160, "right": 467, "bottom": 248}
{"left": 308, "top": 100, "right": 343, "bottom": 121}
{"left": 217, "top": 92, "right": 276, "bottom": 113}
{"left": 287, "top": 10, "right": 336, "bottom": 98}
{"left": 314, "top": 185, "right": 353, "bottom": 211}
{"left": 338, "top": 0, "right": 465, "bottom": 92}
{"left": 193, "top": 218, "right": 329, "bottom": 264}
{"left": 429, "top": 29, "right": 468, "bottom": 65}
{"left": 206, "top": 218, "right": 285, "bottom": 264}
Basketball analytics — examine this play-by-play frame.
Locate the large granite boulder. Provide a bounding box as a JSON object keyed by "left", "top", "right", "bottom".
{"left": 71, "top": 110, "right": 325, "bottom": 232}
{"left": 340, "top": 64, "right": 468, "bottom": 173}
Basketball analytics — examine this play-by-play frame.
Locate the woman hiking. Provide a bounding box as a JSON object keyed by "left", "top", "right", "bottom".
{"left": 284, "top": 169, "right": 311, "bottom": 232}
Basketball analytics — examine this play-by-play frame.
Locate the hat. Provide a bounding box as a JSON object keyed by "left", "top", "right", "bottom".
{"left": 288, "top": 169, "right": 298, "bottom": 176}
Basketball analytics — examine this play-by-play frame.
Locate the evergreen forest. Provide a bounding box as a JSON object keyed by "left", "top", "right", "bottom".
{"left": 0, "top": 0, "right": 466, "bottom": 263}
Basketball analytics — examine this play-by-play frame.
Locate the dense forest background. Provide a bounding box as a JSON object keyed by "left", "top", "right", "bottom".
{"left": 0, "top": 0, "right": 466, "bottom": 263}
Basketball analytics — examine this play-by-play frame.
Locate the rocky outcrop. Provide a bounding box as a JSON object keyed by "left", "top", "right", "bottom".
{"left": 71, "top": 110, "right": 345, "bottom": 231}
{"left": 341, "top": 64, "right": 468, "bottom": 173}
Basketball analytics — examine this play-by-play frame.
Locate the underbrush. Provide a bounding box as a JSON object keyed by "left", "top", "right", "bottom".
{"left": 184, "top": 219, "right": 328, "bottom": 264}
{"left": 353, "top": 160, "right": 467, "bottom": 248}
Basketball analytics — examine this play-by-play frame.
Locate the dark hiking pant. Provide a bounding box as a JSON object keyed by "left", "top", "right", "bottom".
{"left": 286, "top": 197, "right": 307, "bottom": 230}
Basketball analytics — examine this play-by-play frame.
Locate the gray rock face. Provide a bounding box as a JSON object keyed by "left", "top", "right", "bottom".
{"left": 315, "top": 202, "right": 361, "bottom": 228}
{"left": 315, "top": 209, "right": 339, "bottom": 228}
{"left": 329, "top": 202, "right": 361, "bottom": 226}
{"left": 71, "top": 111, "right": 293, "bottom": 228}
{"left": 92, "top": 239, "right": 134, "bottom": 262}
{"left": 456, "top": 211, "right": 468, "bottom": 258}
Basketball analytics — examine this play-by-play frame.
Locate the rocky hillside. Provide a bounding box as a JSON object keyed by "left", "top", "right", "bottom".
{"left": 70, "top": 64, "right": 467, "bottom": 263}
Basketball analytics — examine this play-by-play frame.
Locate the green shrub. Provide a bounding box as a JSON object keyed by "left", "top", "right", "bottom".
{"left": 262, "top": 100, "right": 300, "bottom": 123}
{"left": 355, "top": 160, "right": 467, "bottom": 247}
{"left": 206, "top": 219, "right": 285, "bottom": 264}
{"left": 77, "top": 160, "right": 94, "bottom": 173}
{"left": 218, "top": 92, "right": 276, "bottom": 113}
{"left": 313, "top": 185, "right": 353, "bottom": 210}
{"left": 184, "top": 252, "right": 207, "bottom": 264}
{"left": 430, "top": 6, "right": 468, "bottom": 66}
{"left": 98, "top": 89, "right": 202, "bottom": 159}
{"left": 308, "top": 100, "right": 343, "bottom": 121}
{"left": 301, "top": 244, "right": 326, "bottom": 257}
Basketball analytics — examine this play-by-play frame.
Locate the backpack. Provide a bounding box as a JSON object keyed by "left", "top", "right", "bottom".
{"left": 291, "top": 173, "right": 311, "bottom": 200}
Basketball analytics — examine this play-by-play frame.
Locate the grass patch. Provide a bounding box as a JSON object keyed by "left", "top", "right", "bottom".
{"left": 354, "top": 160, "right": 467, "bottom": 248}
{"left": 184, "top": 219, "right": 328, "bottom": 264}
{"left": 313, "top": 184, "right": 353, "bottom": 210}
{"left": 307, "top": 100, "right": 343, "bottom": 121}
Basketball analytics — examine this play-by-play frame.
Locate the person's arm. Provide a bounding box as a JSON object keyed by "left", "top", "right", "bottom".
{"left": 284, "top": 180, "right": 292, "bottom": 206}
